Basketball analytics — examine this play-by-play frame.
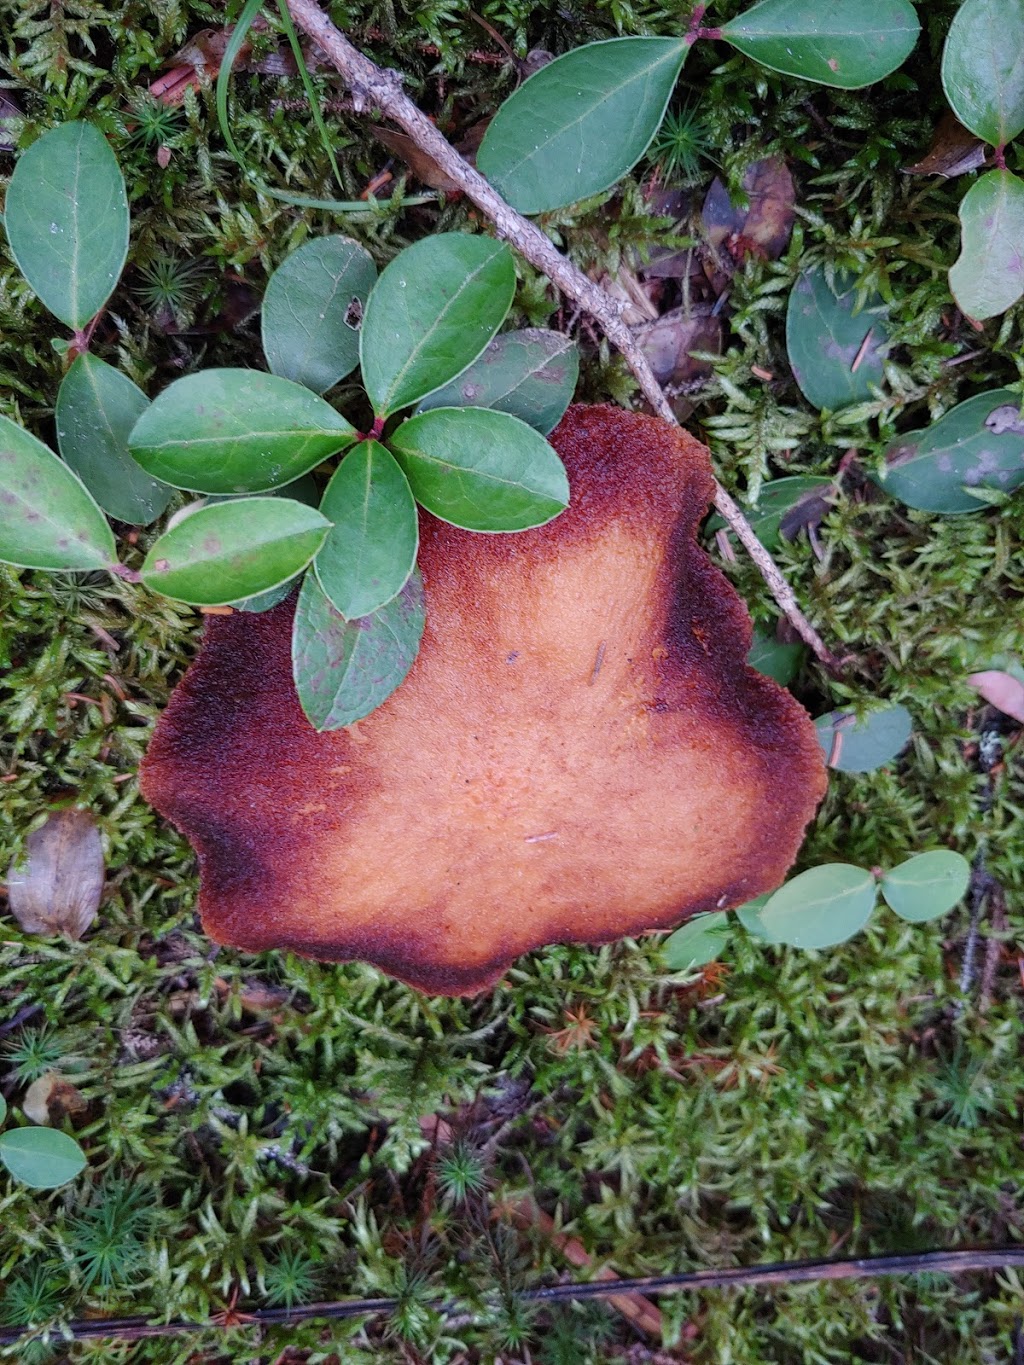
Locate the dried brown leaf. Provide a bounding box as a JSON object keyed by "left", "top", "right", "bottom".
{"left": 702, "top": 157, "right": 796, "bottom": 263}
{"left": 22, "top": 1072, "right": 87, "bottom": 1125}
{"left": 6, "top": 809, "right": 104, "bottom": 941}
{"left": 634, "top": 306, "right": 723, "bottom": 387}
{"left": 370, "top": 127, "right": 462, "bottom": 192}
{"left": 904, "top": 112, "right": 986, "bottom": 179}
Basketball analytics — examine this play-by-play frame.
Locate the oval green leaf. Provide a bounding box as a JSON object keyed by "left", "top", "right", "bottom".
{"left": 141, "top": 497, "right": 330, "bottom": 605}
{"left": 477, "top": 37, "right": 687, "bottom": 214}
{"left": 0, "top": 413, "right": 117, "bottom": 571}
{"left": 262, "top": 235, "right": 378, "bottom": 394}
{"left": 233, "top": 578, "right": 298, "bottom": 613}
{"left": 360, "top": 235, "right": 516, "bottom": 417}
{"left": 292, "top": 569, "right": 425, "bottom": 731}
{"left": 758, "top": 864, "right": 878, "bottom": 949}
{"left": 128, "top": 369, "right": 356, "bottom": 494}
{"left": 0, "top": 1093, "right": 7, "bottom": 1126}
{"left": 815, "top": 703, "right": 912, "bottom": 773}
{"left": 721, "top": 0, "right": 920, "bottom": 89}
{"left": 786, "top": 267, "right": 888, "bottom": 411}
{"left": 880, "top": 850, "right": 971, "bottom": 923}
{"left": 315, "top": 440, "right": 419, "bottom": 619}
{"left": 940, "top": 0, "right": 1024, "bottom": 147}
{"left": 748, "top": 630, "right": 805, "bottom": 686}
{"left": 949, "top": 170, "right": 1024, "bottom": 322}
{"left": 4, "top": 121, "right": 129, "bottom": 330}
{"left": 663, "top": 912, "right": 732, "bottom": 970}
{"left": 55, "top": 354, "right": 172, "bottom": 526}
{"left": 0, "top": 1126, "right": 87, "bottom": 1189}
{"left": 877, "top": 388, "right": 1024, "bottom": 513}
{"left": 734, "top": 894, "right": 780, "bottom": 943}
{"left": 418, "top": 329, "right": 579, "bottom": 435}
{"left": 390, "top": 407, "right": 569, "bottom": 532}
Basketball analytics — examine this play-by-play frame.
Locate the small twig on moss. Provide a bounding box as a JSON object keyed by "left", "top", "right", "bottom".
{"left": 3, "top": 1246, "right": 1024, "bottom": 1345}
{"left": 285, "top": 0, "right": 837, "bottom": 668}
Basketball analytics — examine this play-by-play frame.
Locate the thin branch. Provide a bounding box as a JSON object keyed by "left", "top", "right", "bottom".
{"left": 284, "top": 0, "right": 837, "bottom": 667}
{"left": 3, "top": 1246, "right": 1023, "bottom": 1345}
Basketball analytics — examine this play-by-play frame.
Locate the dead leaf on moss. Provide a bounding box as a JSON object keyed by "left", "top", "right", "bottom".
{"left": 635, "top": 306, "right": 723, "bottom": 387}
{"left": 6, "top": 809, "right": 104, "bottom": 941}
{"left": 904, "top": 112, "right": 986, "bottom": 179}
{"left": 149, "top": 23, "right": 295, "bottom": 105}
{"left": 22, "top": 1072, "right": 87, "bottom": 1125}
{"left": 371, "top": 127, "right": 462, "bottom": 192}
{"left": 702, "top": 157, "right": 796, "bottom": 264}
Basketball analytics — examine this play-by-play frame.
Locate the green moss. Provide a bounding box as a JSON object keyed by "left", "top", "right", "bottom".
{"left": 2, "top": 0, "right": 1024, "bottom": 1359}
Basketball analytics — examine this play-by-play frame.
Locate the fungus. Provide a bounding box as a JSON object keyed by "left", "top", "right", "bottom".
{"left": 141, "top": 405, "right": 826, "bottom": 994}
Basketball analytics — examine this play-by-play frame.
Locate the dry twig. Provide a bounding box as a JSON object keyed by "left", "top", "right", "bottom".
{"left": 285, "top": 0, "right": 836, "bottom": 666}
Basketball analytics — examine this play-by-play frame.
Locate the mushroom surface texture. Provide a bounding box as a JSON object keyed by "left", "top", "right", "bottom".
{"left": 141, "top": 404, "right": 827, "bottom": 994}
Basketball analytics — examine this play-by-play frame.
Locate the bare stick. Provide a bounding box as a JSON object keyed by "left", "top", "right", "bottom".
{"left": 3, "top": 1246, "right": 1023, "bottom": 1344}
{"left": 285, "top": 0, "right": 835, "bottom": 665}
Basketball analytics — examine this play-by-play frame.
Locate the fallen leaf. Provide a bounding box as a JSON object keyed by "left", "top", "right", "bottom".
{"left": 6, "top": 809, "right": 104, "bottom": 940}
{"left": 150, "top": 22, "right": 294, "bottom": 105}
{"left": 903, "top": 111, "right": 986, "bottom": 179}
{"left": 371, "top": 127, "right": 461, "bottom": 193}
{"left": 634, "top": 306, "right": 723, "bottom": 387}
{"left": 702, "top": 157, "right": 796, "bottom": 263}
{"left": 22, "top": 1072, "right": 87, "bottom": 1126}
{"left": 967, "top": 670, "right": 1024, "bottom": 723}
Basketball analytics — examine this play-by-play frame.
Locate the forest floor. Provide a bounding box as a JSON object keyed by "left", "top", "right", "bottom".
{"left": 1, "top": 0, "right": 1023, "bottom": 1360}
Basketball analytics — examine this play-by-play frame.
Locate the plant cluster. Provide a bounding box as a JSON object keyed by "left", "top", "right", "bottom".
{"left": 0, "top": 122, "right": 579, "bottom": 729}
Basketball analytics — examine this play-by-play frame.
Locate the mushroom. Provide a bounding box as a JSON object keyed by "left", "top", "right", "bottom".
{"left": 141, "top": 405, "right": 826, "bottom": 994}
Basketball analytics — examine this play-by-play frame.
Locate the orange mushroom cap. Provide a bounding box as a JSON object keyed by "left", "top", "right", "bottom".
{"left": 141, "top": 405, "right": 826, "bottom": 994}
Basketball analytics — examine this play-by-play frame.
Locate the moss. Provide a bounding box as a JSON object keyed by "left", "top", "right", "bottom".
{"left": 2, "top": 0, "right": 1024, "bottom": 1359}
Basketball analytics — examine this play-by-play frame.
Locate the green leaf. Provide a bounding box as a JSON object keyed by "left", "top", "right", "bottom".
{"left": 880, "top": 850, "right": 971, "bottom": 923}
{"left": 721, "top": 0, "right": 920, "bottom": 89}
{"left": 734, "top": 894, "right": 781, "bottom": 943}
{"left": 390, "top": 407, "right": 569, "bottom": 532}
{"left": 292, "top": 569, "right": 425, "bottom": 731}
{"left": 418, "top": 329, "right": 579, "bottom": 435}
{"left": 663, "top": 912, "right": 732, "bottom": 970}
{"left": 128, "top": 369, "right": 356, "bottom": 494}
{"left": 0, "top": 1094, "right": 7, "bottom": 1127}
{"left": 949, "top": 170, "right": 1024, "bottom": 322}
{"left": 360, "top": 235, "right": 516, "bottom": 417}
{"left": 232, "top": 579, "right": 298, "bottom": 613}
{"left": 940, "top": 0, "right": 1024, "bottom": 147}
{"left": 141, "top": 498, "right": 330, "bottom": 605}
{"left": 262, "top": 236, "right": 377, "bottom": 394}
{"left": 757, "top": 864, "right": 878, "bottom": 949}
{"left": 315, "top": 441, "right": 419, "bottom": 619}
{"left": 748, "top": 630, "right": 805, "bottom": 685}
{"left": 710, "top": 476, "right": 834, "bottom": 551}
{"left": 476, "top": 37, "right": 687, "bottom": 214}
{"left": 3, "top": 121, "right": 129, "bottom": 330}
{"left": 877, "top": 388, "right": 1024, "bottom": 513}
{"left": 0, "top": 1126, "right": 87, "bottom": 1189}
{"left": 785, "top": 267, "right": 888, "bottom": 411}
{"left": 55, "top": 354, "right": 172, "bottom": 526}
{"left": 815, "top": 704, "right": 912, "bottom": 772}
{"left": 0, "top": 413, "right": 117, "bottom": 571}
